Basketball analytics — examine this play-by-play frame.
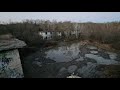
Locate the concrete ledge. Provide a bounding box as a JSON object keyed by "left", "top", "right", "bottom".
{"left": 0, "top": 39, "right": 26, "bottom": 52}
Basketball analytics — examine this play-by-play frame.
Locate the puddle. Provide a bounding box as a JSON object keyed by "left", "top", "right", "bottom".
{"left": 87, "top": 46, "right": 98, "bottom": 50}
{"left": 45, "top": 43, "right": 81, "bottom": 62}
{"left": 85, "top": 54, "right": 119, "bottom": 65}
{"left": 45, "top": 42, "right": 119, "bottom": 65}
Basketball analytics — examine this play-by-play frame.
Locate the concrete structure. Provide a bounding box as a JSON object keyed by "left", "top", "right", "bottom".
{"left": 56, "top": 32, "right": 62, "bottom": 36}
{"left": 39, "top": 31, "right": 53, "bottom": 40}
{"left": 39, "top": 30, "right": 81, "bottom": 40}
{"left": 39, "top": 31, "right": 62, "bottom": 40}
{"left": 0, "top": 35, "right": 26, "bottom": 78}
{"left": 64, "top": 30, "right": 81, "bottom": 38}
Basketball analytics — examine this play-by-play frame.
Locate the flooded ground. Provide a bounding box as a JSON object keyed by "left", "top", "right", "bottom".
{"left": 22, "top": 41, "right": 120, "bottom": 78}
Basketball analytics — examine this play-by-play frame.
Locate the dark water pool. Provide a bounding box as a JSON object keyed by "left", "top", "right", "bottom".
{"left": 23, "top": 41, "right": 120, "bottom": 78}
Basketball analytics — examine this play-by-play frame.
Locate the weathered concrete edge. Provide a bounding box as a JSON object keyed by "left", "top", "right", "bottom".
{"left": 0, "top": 39, "right": 26, "bottom": 52}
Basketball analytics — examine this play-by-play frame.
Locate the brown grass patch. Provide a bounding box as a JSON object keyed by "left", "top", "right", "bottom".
{"left": 79, "top": 40, "right": 116, "bottom": 52}
{"left": 104, "top": 65, "right": 120, "bottom": 78}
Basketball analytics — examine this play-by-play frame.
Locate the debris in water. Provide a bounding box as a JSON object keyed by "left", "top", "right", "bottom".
{"left": 67, "top": 72, "right": 81, "bottom": 78}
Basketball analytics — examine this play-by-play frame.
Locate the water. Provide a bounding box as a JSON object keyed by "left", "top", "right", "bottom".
{"left": 24, "top": 41, "right": 120, "bottom": 78}
{"left": 45, "top": 43, "right": 81, "bottom": 62}
{"left": 45, "top": 42, "right": 119, "bottom": 65}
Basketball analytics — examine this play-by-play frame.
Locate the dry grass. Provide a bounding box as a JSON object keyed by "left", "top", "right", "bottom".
{"left": 90, "top": 41, "right": 115, "bottom": 52}
{"left": 0, "top": 33, "right": 13, "bottom": 40}
{"left": 79, "top": 40, "right": 116, "bottom": 52}
{"left": 104, "top": 65, "right": 120, "bottom": 78}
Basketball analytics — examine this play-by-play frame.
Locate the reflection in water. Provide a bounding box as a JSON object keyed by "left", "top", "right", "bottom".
{"left": 45, "top": 42, "right": 119, "bottom": 65}
{"left": 24, "top": 41, "right": 120, "bottom": 78}
{"left": 44, "top": 42, "right": 120, "bottom": 78}
{"left": 45, "top": 43, "right": 81, "bottom": 62}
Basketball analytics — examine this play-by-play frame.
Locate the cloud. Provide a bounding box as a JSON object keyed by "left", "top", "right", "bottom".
{"left": 0, "top": 12, "right": 120, "bottom": 23}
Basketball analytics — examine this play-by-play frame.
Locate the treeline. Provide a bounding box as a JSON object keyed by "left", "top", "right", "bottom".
{"left": 0, "top": 20, "right": 120, "bottom": 49}
{"left": 79, "top": 22, "right": 120, "bottom": 49}
{"left": 0, "top": 20, "right": 43, "bottom": 46}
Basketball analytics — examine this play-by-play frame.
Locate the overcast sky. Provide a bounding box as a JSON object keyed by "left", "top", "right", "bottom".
{"left": 0, "top": 12, "right": 120, "bottom": 23}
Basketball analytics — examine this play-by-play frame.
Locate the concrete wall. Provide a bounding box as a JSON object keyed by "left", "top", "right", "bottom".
{"left": 39, "top": 32, "right": 52, "bottom": 40}
{"left": 39, "top": 31, "right": 81, "bottom": 40}
{"left": 0, "top": 49, "right": 24, "bottom": 78}
{"left": 57, "top": 32, "right": 62, "bottom": 36}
